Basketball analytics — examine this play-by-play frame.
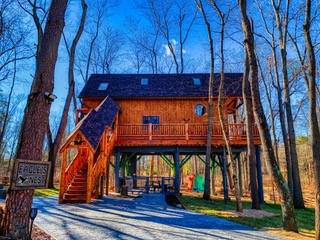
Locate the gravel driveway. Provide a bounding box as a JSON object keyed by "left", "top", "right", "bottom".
{"left": 33, "top": 194, "right": 279, "bottom": 240}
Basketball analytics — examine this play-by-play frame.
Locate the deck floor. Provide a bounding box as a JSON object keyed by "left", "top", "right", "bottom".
{"left": 33, "top": 194, "right": 280, "bottom": 240}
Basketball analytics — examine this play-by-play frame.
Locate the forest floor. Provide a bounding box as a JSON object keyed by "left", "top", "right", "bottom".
{"left": 179, "top": 192, "right": 314, "bottom": 240}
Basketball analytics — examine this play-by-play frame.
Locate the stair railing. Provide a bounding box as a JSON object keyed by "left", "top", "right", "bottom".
{"left": 87, "top": 127, "right": 117, "bottom": 202}
{"left": 59, "top": 147, "right": 88, "bottom": 203}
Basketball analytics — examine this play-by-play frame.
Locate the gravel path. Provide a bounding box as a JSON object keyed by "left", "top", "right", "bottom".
{"left": 33, "top": 194, "right": 279, "bottom": 240}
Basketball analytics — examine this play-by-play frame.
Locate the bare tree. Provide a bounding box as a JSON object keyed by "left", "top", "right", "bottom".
{"left": 243, "top": 48, "right": 260, "bottom": 209}
{"left": 1, "top": 0, "right": 68, "bottom": 238}
{"left": 91, "top": 27, "right": 123, "bottom": 74}
{"left": 47, "top": 0, "right": 87, "bottom": 189}
{"left": 211, "top": 0, "right": 242, "bottom": 211}
{"left": 127, "top": 18, "right": 161, "bottom": 74}
{"left": 270, "top": 0, "right": 304, "bottom": 208}
{"left": 302, "top": 0, "right": 320, "bottom": 237}
{"left": 238, "top": 0, "right": 298, "bottom": 232}
{"left": 142, "top": 0, "right": 196, "bottom": 74}
{"left": 194, "top": 0, "right": 214, "bottom": 200}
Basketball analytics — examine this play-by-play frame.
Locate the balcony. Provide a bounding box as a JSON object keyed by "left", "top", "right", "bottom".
{"left": 116, "top": 123, "right": 260, "bottom": 146}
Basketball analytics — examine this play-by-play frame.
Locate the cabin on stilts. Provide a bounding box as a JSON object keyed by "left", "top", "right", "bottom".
{"left": 59, "top": 73, "right": 262, "bottom": 204}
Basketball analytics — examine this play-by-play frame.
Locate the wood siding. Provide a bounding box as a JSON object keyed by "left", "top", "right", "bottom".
{"left": 80, "top": 97, "right": 260, "bottom": 146}
{"left": 82, "top": 97, "right": 239, "bottom": 125}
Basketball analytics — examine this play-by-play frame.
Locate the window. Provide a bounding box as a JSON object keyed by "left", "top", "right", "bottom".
{"left": 141, "top": 78, "right": 149, "bottom": 85}
{"left": 142, "top": 116, "right": 160, "bottom": 124}
{"left": 98, "top": 82, "right": 109, "bottom": 90}
{"left": 194, "top": 104, "right": 206, "bottom": 116}
{"left": 193, "top": 78, "right": 201, "bottom": 86}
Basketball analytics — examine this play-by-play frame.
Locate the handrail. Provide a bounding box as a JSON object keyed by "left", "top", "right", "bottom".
{"left": 118, "top": 123, "right": 259, "bottom": 140}
{"left": 60, "top": 147, "right": 88, "bottom": 201}
{"left": 89, "top": 128, "right": 117, "bottom": 199}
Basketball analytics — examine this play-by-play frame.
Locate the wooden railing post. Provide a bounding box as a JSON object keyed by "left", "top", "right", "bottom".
{"left": 86, "top": 151, "right": 93, "bottom": 203}
{"left": 148, "top": 123, "right": 152, "bottom": 140}
{"left": 185, "top": 123, "right": 189, "bottom": 140}
{"left": 59, "top": 150, "right": 67, "bottom": 203}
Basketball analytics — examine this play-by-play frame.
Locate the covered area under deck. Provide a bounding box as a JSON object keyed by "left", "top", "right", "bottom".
{"left": 113, "top": 145, "right": 264, "bottom": 204}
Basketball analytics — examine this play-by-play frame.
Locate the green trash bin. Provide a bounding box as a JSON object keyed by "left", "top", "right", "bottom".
{"left": 194, "top": 174, "right": 204, "bottom": 192}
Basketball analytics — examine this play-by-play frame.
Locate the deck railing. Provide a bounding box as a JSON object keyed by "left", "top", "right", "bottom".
{"left": 117, "top": 123, "right": 260, "bottom": 144}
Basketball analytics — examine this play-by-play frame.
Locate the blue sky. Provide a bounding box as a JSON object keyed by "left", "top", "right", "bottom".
{"left": 4, "top": 0, "right": 311, "bottom": 139}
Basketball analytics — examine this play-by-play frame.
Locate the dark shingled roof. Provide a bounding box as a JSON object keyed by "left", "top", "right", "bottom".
{"left": 79, "top": 96, "right": 119, "bottom": 150}
{"left": 79, "top": 73, "right": 244, "bottom": 98}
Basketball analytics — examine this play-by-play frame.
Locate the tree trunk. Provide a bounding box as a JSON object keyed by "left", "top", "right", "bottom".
{"left": 195, "top": 0, "right": 214, "bottom": 200}
{"left": 302, "top": 1, "right": 320, "bottom": 237}
{"left": 238, "top": 0, "right": 298, "bottom": 232}
{"left": 47, "top": 0, "right": 87, "bottom": 189}
{"left": 1, "top": 1, "right": 68, "bottom": 238}
{"left": 213, "top": 3, "right": 241, "bottom": 211}
{"left": 271, "top": 0, "right": 304, "bottom": 208}
{"left": 243, "top": 50, "right": 260, "bottom": 209}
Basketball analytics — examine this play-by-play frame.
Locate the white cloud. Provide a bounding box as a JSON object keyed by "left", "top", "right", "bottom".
{"left": 163, "top": 39, "right": 186, "bottom": 57}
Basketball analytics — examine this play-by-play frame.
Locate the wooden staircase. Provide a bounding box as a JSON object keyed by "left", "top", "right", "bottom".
{"left": 62, "top": 165, "right": 88, "bottom": 203}
{"left": 59, "top": 126, "right": 117, "bottom": 204}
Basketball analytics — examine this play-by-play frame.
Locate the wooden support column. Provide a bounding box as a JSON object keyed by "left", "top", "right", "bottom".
{"left": 256, "top": 146, "right": 264, "bottom": 203}
{"left": 174, "top": 147, "right": 180, "bottom": 194}
{"left": 98, "top": 175, "right": 104, "bottom": 199}
{"left": 219, "top": 154, "right": 229, "bottom": 203}
{"left": 59, "top": 150, "right": 67, "bottom": 203}
{"left": 115, "top": 149, "right": 121, "bottom": 193}
{"left": 236, "top": 154, "right": 243, "bottom": 197}
{"left": 86, "top": 151, "right": 94, "bottom": 203}
{"left": 105, "top": 158, "right": 110, "bottom": 195}
{"left": 211, "top": 154, "right": 216, "bottom": 195}
{"left": 128, "top": 155, "right": 137, "bottom": 188}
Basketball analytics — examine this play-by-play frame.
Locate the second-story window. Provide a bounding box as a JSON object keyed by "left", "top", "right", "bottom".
{"left": 142, "top": 116, "right": 160, "bottom": 124}
{"left": 194, "top": 104, "right": 206, "bottom": 116}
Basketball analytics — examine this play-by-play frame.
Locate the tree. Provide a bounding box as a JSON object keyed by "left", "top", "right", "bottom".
{"left": 243, "top": 49, "right": 260, "bottom": 209}
{"left": 194, "top": 0, "right": 214, "bottom": 200}
{"left": 302, "top": 0, "right": 320, "bottom": 237}
{"left": 270, "top": 0, "right": 304, "bottom": 208}
{"left": 141, "top": 0, "right": 196, "bottom": 74}
{"left": 238, "top": 0, "right": 298, "bottom": 232}
{"left": 47, "top": 0, "right": 87, "bottom": 189}
{"left": 1, "top": 0, "right": 68, "bottom": 238}
{"left": 126, "top": 17, "right": 161, "bottom": 73}
{"left": 211, "top": 0, "right": 242, "bottom": 211}
{"left": 91, "top": 27, "right": 123, "bottom": 74}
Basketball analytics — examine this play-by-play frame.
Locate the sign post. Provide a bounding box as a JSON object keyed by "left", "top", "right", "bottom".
{"left": 12, "top": 159, "right": 51, "bottom": 189}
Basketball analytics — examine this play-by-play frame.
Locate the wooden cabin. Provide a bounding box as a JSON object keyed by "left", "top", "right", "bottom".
{"left": 59, "top": 73, "right": 262, "bottom": 204}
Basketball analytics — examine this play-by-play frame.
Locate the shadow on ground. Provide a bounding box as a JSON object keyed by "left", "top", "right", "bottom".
{"left": 33, "top": 193, "right": 280, "bottom": 240}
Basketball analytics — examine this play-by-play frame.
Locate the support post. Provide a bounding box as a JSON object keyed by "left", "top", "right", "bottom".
{"left": 145, "top": 176, "right": 150, "bottom": 193}
{"left": 185, "top": 123, "right": 189, "bottom": 140}
{"left": 219, "top": 154, "right": 229, "bottom": 203}
{"left": 236, "top": 154, "right": 243, "bottom": 197}
{"left": 161, "top": 177, "right": 165, "bottom": 193}
{"left": 174, "top": 147, "right": 180, "bottom": 194}
{"left": 148, "top": 123, "right": 152, "bottom": 140}
{"left": 106, "top": 158, "right": 110, "bottom": 195}
{"left": 211, "top": 154, "right": 216, "bottom": 195}
{"left": 115, "top": 149, "right": 121, "bottom": 193}
{"left": 128, "top": 155, "right": 137, "bottom": 188}
{"left": 86, "top": 151, "right": 94, "bottom": 203}
{"left": 59, "top": 150, "right": 67, "bottom": 203}
{"left": 98, "top": 175, "right": 104, "bottom": 199}
{"left": 256, "top": 146, "right": 264, "bottom": 203}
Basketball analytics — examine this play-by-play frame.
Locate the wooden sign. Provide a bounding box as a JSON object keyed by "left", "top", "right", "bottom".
{"left": 12, "top": 159, "right": 51, "bottom": 189}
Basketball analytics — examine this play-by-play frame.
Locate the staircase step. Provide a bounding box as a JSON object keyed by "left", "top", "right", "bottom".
{"left": 68, "top": 185, "right": 86, "bottom": 191}
{"left": 64, "top": 193, "right": 86, "bottom": 200}
{"left": 73, "top": 179, "right": 87, "bottom": 183}
{"left": 62, "top": 199, "right": 87, "bottom": 204}
{"left": 66, "top": 189, "right": 86, "bottom": 194}
{"left": 71, "top": 182, "right": 87, "bottom": 187}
